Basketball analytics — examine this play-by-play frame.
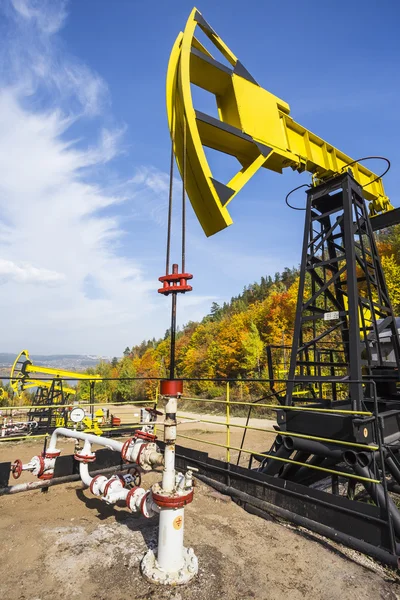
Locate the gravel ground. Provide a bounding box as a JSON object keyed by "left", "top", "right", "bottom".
{"left": 0, "top": 473, "right": 400, "bottom": 600}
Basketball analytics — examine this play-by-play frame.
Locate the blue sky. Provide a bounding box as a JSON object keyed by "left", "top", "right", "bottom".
{"left": 0, "top": 0, "right": 398, "bottom": 355}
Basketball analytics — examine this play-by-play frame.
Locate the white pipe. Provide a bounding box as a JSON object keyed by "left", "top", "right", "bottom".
{"left": 162, "top": 445, "right": 176, "bottom": 492}
{"left": 105, "top": 485, "right": 129, "bottom": 504}
{"left": 79, "top": 462, "right": 93, "bottom": 487}
{"left": 162, "top": 396, "right": 177, "bottom": 493}
{"left": 48, "top": 427, "right": 123, "bottom": 453}
{"left": 0, "top": 465, "right": 125, "bottom": 496}
{"left": 80, "top": 460, "right": 128, "bottom": 504}
{"left": 157, "top": 508, "right": 185, "bottom": 572}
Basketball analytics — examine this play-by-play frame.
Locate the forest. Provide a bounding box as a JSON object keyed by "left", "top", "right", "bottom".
{"left": 74, "top": 224, "right": 400, "bottom": 404}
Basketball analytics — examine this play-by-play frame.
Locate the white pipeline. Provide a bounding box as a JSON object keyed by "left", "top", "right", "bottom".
{"left": 48, "top": 427, "right": 123, "bottom": 454}
{"left": 79, "top": 462, "right": 94, "bottom": 487}
{"left": 0, "top": 465, "right": 126, "bottom": 496}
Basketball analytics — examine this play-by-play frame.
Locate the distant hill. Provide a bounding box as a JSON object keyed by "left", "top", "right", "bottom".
{"left": 0, "top": 353, "right": 111, "bottom": 372}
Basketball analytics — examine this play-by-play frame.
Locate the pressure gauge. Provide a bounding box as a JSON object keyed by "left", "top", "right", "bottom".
{"left": 69, "top": 407, "right": 85, "bottom": 423}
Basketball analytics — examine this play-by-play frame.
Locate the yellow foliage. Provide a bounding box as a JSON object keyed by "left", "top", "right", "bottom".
{"left": 381, "top": 254, "right": 400, "bottom": 313}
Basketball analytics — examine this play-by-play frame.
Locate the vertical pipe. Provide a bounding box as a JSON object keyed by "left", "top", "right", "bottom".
{"left": 157, "top": 391, "right": 185, "bottom": 574}
{"left": 90, "top": 381, "right": 95, "bottom": 424}
{"left": 226, "top": 382, "right": 230, "bottom": 463}
{"left": 163, "top": 395, "right": 177, "bottom": 492}
{"left": 157, "top": 508, "right": 185, "bottom": 572}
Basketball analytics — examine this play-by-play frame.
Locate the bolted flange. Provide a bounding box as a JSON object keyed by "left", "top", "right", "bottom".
{"left": 151, "top": 484, "right": 194, "bottom": 509}
{"left": 74, "top": 451, "right": 96, "bottom": 463}
{"left": 141, "top": 546, "right": 198, "bottom": 586}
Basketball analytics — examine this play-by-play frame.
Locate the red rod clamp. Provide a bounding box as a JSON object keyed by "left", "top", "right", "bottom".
{"left": 158, "top": 271, "right": 193, "bottom": 296}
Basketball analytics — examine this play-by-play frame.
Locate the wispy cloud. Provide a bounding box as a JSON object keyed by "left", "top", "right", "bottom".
{"left": 0, "top": 0, "right": 171, "bottom": 354}
{"left": 0, "top": 0, "right": 247, "bottom": 354}
{"left": 127, "top": 166, "right": 182, "bottom": 228}
{"left": 11, "top": 0, "right": 68, "bottom": 34}
{"left": 3, "top": 0, "right": 108, "bottom": 117}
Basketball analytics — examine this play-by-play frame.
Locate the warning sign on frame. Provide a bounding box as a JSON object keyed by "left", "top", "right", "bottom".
{"left": 324, "top": 311, "right": 339, "bottom": 321}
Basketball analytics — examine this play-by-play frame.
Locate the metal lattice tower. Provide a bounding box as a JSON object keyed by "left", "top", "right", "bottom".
{"left": 286, "top": 172, "right": 400, "bottom": 410}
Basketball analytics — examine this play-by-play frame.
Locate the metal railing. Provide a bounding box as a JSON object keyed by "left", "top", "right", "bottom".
{"left": 0, "top": 375, "right": 386, "bottom": 486}
{"left": 0, "top": 374, "right": 397, "bottom": 557}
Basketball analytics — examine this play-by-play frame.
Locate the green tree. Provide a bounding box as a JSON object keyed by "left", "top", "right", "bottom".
{"left": 242, "top": 322, "right": 264, "bottom": 376}
{"left": 117, "top": 357, "right": 137, "bottom": 400}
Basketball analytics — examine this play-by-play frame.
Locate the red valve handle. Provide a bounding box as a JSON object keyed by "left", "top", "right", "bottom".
{"left": 11, "top": 459, "right": 23, "bottom": 480}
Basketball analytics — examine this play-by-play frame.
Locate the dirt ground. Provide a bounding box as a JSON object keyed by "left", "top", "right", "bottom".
{"left": 0, "top": 413, "right": 400, "bottom": 599}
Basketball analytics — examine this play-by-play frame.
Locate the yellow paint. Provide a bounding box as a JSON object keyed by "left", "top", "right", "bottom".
{"left": 20, "top": 378, "right": 76, "bottom": 396}
{"left": 167, "top": 8, "right": 392, "bottom": 237}
{"left": 10, "top": 349, "right": 101, "bottom": 401}
{"left": 342, "top": 295, "right": 373, "bottom": 338}
{"left": 226, "top": 381, "right": 230, "bottom": 463}
{"left": 173, "top": 515, "right": 183, "bottom": 530}
{"left": 82, "top": 416, "right": 103, "bottom": 435}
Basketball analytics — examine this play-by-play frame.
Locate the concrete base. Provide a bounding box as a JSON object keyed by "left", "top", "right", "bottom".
{"left": 141, "top": 546, "right": 198, "bottom": 585}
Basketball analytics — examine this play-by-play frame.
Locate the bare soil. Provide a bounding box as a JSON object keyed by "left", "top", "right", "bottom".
{"left": 0, "top": 413, "right": 399, "bottom": 599}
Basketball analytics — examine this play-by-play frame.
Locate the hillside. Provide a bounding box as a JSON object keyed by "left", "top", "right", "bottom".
{"left": 77, "top": 225, "right": 400, "bottom": 403}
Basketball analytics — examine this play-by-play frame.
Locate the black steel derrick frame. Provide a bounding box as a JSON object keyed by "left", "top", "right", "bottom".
{"left": 286, "top": 172, "right": 400, "bottom": 411}
{"left": 28, "top": 379, "right": 70, "bottom": 431}
{"left": 234, "top": 174, "right": 400, "bottom": 566}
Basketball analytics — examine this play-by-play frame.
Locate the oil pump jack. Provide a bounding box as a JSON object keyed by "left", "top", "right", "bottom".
{"left": 163, "top": 8, "right": 400, "bottom": 566}
{"left": 10, "top": 350, "right": 101, "bottom": 432}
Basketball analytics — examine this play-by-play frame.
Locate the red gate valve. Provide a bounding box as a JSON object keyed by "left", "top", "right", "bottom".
{"left": 11, "top": 459, "right": 23, "bottom": 479}
{"left": 158, "top": 272, "right": 193, "bottom": 295}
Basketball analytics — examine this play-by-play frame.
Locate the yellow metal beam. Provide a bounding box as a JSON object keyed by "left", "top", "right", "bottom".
{"left": 24, "top": 364, "right": 101, "bottom": 381}
{"left": 21, "top": 378, "right": 77, "bottom": 395}
{"left": 10, "top": 350, "right": 101, "bottom": 397}
{"left": 167, "top": 8, "right": 392, "bottom": 237}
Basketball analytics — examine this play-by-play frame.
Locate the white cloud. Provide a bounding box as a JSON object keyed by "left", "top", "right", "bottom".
{"left": 4, "top": 0, "right": 108, "bottom": 117}
{"left": 0, "top": 259, "right": 64, "bottom": 285}
{"left": 0, "top": 0, "right": 217, "bottom": 355}
{"left": 0, "top": 84, "right": 163, "bottom": 353}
